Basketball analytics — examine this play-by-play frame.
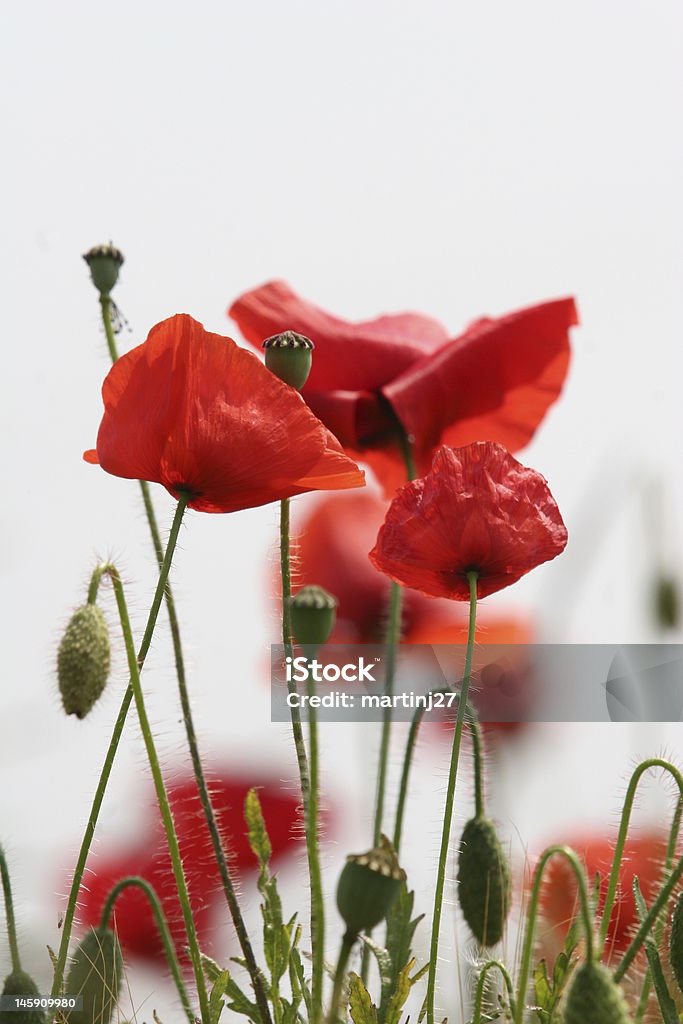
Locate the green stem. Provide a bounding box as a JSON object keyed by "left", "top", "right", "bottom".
{"left": 426, "top": 572, "right": 478, "bottom": 1024}
{"left": 615, "top": 850, "right": 683, "bottom": 982}
{"left": 99, "top": 295, "right": 270, "bottom": 1024}
{"left": 280, "top": 498, "right": 311, "bottom": 799}
{"left": 306, "top": 665, "right": 325, "bottom": 1024}
{"left": 598, "top": 758, "right": 683, "bottom": 956}
{"left": 51, "top": 500, "right": 187, "bottom": 999}
{"left": 107, "top": 557, "right": 210, "bottom": 1024}
{"left": 514, "top": 846, "right": 594, "bottom": 1024}
{"left": 393, "top": 689, "right": 484, "bottom": 853}
{"left": 100, "top": 877, "right": 193, "bottom": 1023}
{"left": 471, "top": 960, "right": 516, "bottom": 1024}
{"left": 328, "top": 931, "right": 355, "bottom": 1024}
{"left": 0, "top": 845, "right": 21, "bottom": 973}
{"left": 372, "top": 582, "right": 403, "bottom": 847}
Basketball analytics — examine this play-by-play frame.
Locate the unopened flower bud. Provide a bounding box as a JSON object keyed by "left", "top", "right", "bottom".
{"left": 290, "top": 585, "right": 338, "bottom": 647}
{"left": 82, "top": 244, "right": 124, "bottom": 297}
{"left": 0, "top": 970, "right": 45, "bottom": 1024}
{"left": 65, "top": 927, "right": 122, "bottom": 1024}
{"left": 669, "top": 891, "right": 683, "bottom": 994}
{"left": 655, "top": 576, "right": 680, "bottom": 631}
{"left": 336, "top": 835, "right": 406, "bottom": 935}
{"left": 58, "top": 605, "right": 111, "bottom": 719}
{"left": 457, "top": 816, "right": 511, "bottom": 946}
{"left": 263, "top": 330, "right": 314, "bottom": 390}
{"left": 563, "top": 963, "right": 632, "bottom": 1024}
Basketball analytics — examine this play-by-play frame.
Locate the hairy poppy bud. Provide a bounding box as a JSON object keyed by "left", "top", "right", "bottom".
{"left": 290, "top": 585, "right": 338, "bottom": 647}
{"left": 655, "top": 576, "right": 679, "bottom": 630}
{"left": 57, "top": 605, "right": 111, "bottom": 719}
{"left": 336, "top": 835, "right": 406, "bottom": 935}
{"left": 563, "top": 963, "right": 632, "bottom": 1024}
{"left": 669, "top": 891, "right": 683, "bottom": 994}
{"left": 457, "top": 816, "right": 511, "bottom": 946}
{"left": 0, "top": 970, "right": 45, "bottom": 1024}
{"left": 65, "top": 927, "right": 122, "bottom": 1024}
{"left": 82, "top": 244, "right": 124, "bottom": 297}
{"left": 263, "top": 330, "right": 314, "bottom": 390}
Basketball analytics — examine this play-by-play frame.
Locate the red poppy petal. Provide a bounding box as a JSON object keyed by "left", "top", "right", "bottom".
{"left": 229, "top": 280, "right": 449, "bottom": 393}
{"left": 382, "top": 298, "right": 577, "bottom": 461}
{"left": 83, "top": 449, "right": 99, "bottom": 464}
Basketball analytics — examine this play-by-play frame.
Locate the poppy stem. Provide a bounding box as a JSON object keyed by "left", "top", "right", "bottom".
{"left": 99, "top": 876, "right": 193, "bottom": 1024}
{"left": 471, "top": 960, "right": 516, "bottom": 1024}
{"left": 514, "top": 846, "right": 594, "bottom": 1024}
{"left": 98, "top": 293, "right": 271, "bottom": 1024}
{"left": 615, "top": 849, "right": 683, "bottom": 982}
{"left": 328, "top": 930, "right": 356, "bottom": 1024}
{"left": 393, "top": 689, "right": 484, "bottom": 853}
{"left": 426, "top": 571, "right": 478, "bottom": 1024}
{"left": 305, "top": 665, "right": 326, "bottom": 1024}
{"left": 0, "top": 845, "right": 22, "bottom": 974}
{"left": 51, "top": 501, "right": 188, "bottom": 1002}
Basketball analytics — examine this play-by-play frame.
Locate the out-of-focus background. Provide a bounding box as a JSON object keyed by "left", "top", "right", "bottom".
{"left": 2, "top": 2, "right": 683, "bottom": 1021}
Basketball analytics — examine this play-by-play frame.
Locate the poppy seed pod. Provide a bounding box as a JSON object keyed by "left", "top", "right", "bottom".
{"left": 65, "top": 927, "right": 123, "bottom": 1024}
{"left": 290, "top": 585, "right": 338, "bottom": 647}
{"left": 263, "top": 330, "right": 314, "bottom": 390}
{"left": 57, "top": 605, "right": 111, "bottom": 719}
{"left": 82, "top": 244, "right": 124, "bottom": 297}
{"left": 563, "top": 963, "right": 632, "bottom": 1024}
{"left": 669, "top": 891, "right": 683, "bottom": 994}
{"left": 336, "top": 835, "right": 406, "bottom": 935}
{"left": 457, "top": 816, "right": 511, "bottom": 946}
{"left": 655, "top": 576, "right": 679, "bottom": 630}
{"left": 0, "top": 969, "right": 45, "bottom": 1024}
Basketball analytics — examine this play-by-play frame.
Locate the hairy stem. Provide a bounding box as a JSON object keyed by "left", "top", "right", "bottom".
{"left": 0, "top": 845, "right": 21, "bottom": 973}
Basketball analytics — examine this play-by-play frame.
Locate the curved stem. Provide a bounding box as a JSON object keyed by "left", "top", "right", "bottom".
{"left": 328, "top": 931, "right": 355, "bottom": 1024}
{"left": 514, "top": 846, "right": 594, "bottom": 1024}
{"left": 306, "top": 665, "right": 325, "bottom": 1024}
{"left": 615, "top": 849, "right": 683, "bottom": 982}
{"left": 99, "top": 296, "right": 270, "bottom": 1024}
{"left": 426, "top": 572, "right": 478, "bottom": 1024}
{"left": 471, "top": 960, "right": 516, "bottom": 1024}
{"left": 598, "top": 758, "right": 683, "bottom": 955}
{"left": 393, "top": 689, "right": 484, "bottom": 853}
{"left": 51, "top": 500, "right": 188, "bottom": 999}
{"left": 100, "top": 877, "right": 193, "bottom": 1023}
{"left": 0, "top": 846, "right": 21, "bottom": 973}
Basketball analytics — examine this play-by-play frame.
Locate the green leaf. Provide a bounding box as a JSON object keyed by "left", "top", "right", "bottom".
{"left": 380, "top": 885, "right": 424, "bottom": 1022}
{"left": 633, "top": 877, "right": 679, "bottom": 1024}
{"left": 534, "top": 960, "right": 552, "bottom": 1011}
{"left": 209, "top": 969, "right": 229, "bottom": 1024}
{"left": 384, "top": 960, "right": 413, "bottom": 1024}
{"left": 245, "top": 788, "right": 272, "bottom": 867}
{"left": 348, "top": 974, "right": 378, "bottom": 1024}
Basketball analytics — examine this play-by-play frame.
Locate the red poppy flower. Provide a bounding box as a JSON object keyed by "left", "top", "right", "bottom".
{"left": 84, "top": 314, "right": 365, "bottom": 513}
{"left": 229, "top": 281, "right": 577, "bottom": 492}
{"left": 540, "top": 833, "right": 671, "bottom": 960}
{"left": 77, "top": 774, "right": 301, "bottom": 962}
{"left": 369, "top": 442, "right": 567, "bottom": 601}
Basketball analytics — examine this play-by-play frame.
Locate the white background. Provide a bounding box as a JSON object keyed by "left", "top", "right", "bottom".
{"left": 2, "top": 2, "right": 683, "bottom": 1021}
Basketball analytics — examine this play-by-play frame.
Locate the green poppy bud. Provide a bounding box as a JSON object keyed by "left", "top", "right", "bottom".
{"left": 336, "top": 835, "right": 406, "bottom": 935}
{"left": 82, "top": 244, "right": 124, "bottom": 297}
{"left": 655, "top": 576, "right": 679, "bottom": 630}
{"left": 669, "top": 891, "right": 683, "bottom": 994}
{"left": 263, "top": 331, "right": 314, "bottom": 390}
{"left": 457, "top": 816, "right": 511, "bottom": 946}
{"left": 0, "top": 970, "right": 45, "bottom": 1024}
{"left": 58, "top": 605, "right": 111, "bottom": 719}
{"left": 290, "top": 585, "right": 338, "bottom": 647}
{"left": 563, "top": 963, "right": 632, "bottom": 1024}
{"left": 65, "top": 927, "right": 123, "bottom": 1024}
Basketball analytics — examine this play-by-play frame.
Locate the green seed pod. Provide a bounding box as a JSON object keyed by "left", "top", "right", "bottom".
{"left": 336, "top": 835, "right": 406, "bottom": 935}
{"left": 457, "top": 816, "right": 511, "bottom": 946}
{"left": 65, "top": 927, "right": 123, "bottom": 1024}
{"left": 82, "top": 244, "right": 124, "bottom": 297}
{"left": 290, "top": 585, "right": 338, "bottom": 647}
{"left": 58, "top": 605, "right": 111, "bottom": 719}
{"left": 669, "top": 891, "right": 683, "bottom": 994}
{"left": 263, "top": 330, "right": 314, "bottom": 390}
{"left": 563, "top": 963, "right": 632, "bottom": 1024}
{"left": 0, "top": 969, "right": 45, "bottom": 1024}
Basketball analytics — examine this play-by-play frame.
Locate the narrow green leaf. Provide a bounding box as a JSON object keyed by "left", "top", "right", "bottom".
{"left": 245, "top": 788, "right": 273, "bottom": 867}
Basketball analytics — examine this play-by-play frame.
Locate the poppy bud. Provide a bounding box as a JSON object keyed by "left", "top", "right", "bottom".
{"left": 290, "top": 585, "right": 338, "bottom": 647}
{"left": 263, "top": 330, "right": 314, "bottom": 390}
{"left": 65, "top": 926, "right": 123, "bottom": 1024}
{"left": 336, "top": 835, "right": 406, "bottom": 935}
{"left": 82, "top": 243, "right": 124, "bottom": 297}
{"left": 57, "top": 605, "right": 111, "bottom": 719}
{"left": 457, "top": 816, "right": 511, "bottom": 946}
{"left": 655, "top": 575, "right": 679, "bottom": 630}
{"left": 669, "top": 891, "right": 683, "bottom": 994}
{"left": 0, "top": 969, "right": 45, "bottom": 1024}
{"left": 563, "top": 963, "right": 632, "bottom": 1024}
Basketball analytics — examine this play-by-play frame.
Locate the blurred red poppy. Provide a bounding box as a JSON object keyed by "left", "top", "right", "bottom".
{"left": 78, "top": 774, "right": 301, "bottom": 962}
{"left": 84, "top": 314, "right": 364, "bottom": 513}
{"left": 370, "top": 442, "right": 567, "bottom": 600}
{"left": 540, "top": 833, "right": 670, "bottom": 960}
{"left": 229, "top": 281, "right": 577, "bottom": 492}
